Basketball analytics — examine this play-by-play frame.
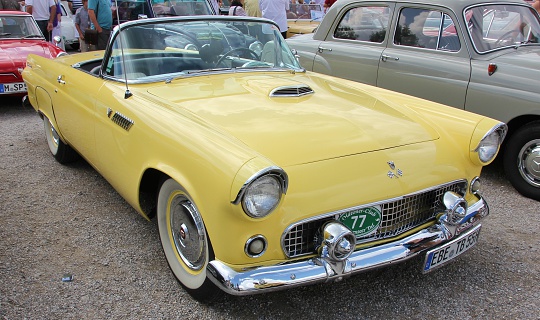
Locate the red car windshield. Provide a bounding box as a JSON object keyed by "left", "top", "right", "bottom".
{"left": 0, "top": 15, "right": 44, "bottom": 39}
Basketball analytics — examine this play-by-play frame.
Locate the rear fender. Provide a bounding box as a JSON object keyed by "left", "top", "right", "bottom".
{"left": 35, "top": 87, "right": 67, "bottom": 143}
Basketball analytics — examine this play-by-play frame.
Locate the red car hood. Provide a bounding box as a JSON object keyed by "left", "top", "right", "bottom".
{"left": 0, "top": 40, "right": 56, "bottom": 69}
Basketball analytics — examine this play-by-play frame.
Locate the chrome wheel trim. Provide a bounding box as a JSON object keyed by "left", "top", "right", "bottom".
{"left": 44, "top": 117, "right": 59, "bottom": 155}
{"left": 517, "top": 139, "right": 540, "bottom": 187}
{"left": 157, "top": 179, "right": 209, "bottom": 289}
{"left": 169, "top": 195, "right": 206, "bottom": 271}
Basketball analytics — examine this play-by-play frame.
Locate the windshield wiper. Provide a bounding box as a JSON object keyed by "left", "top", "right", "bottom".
{"left": 185, "top": 68, "right": 232, "bottom": 74}
{"left": 165, "top": 68, "right": 233, "bottom": 83}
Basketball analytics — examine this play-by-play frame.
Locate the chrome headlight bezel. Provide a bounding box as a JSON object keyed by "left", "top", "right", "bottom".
{"left": 471, "top": 122, "right": 507, "bottom": 165}
{"left": 233, "top": 166, "right": 288, "bottom": 219}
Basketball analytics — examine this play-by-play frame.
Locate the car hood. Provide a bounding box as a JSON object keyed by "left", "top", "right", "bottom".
{"left": 146, "top": 73, "right": 440, "bottom": 166}
{"left": 491, "top": 46, "right": 540, "bottom": 70}
{"left": 0, "top": 40, "right": 52, "bottom": 69}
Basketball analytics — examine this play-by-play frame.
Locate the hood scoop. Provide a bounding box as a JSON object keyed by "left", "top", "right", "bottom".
{"left": 270, "top": 85, "right": 314, "bottom": 97}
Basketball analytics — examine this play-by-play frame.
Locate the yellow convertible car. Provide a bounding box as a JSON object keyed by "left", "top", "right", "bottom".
{"left": 23, "top": 16, "right": 506, "bottom": 302}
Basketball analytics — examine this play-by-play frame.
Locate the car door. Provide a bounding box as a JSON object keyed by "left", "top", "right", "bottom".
{"left": 311, "top": 3, "right": 394, "bottom": 87}
{"left": 376, "top": 5, "right": 471, "bottom": 109}
{"left": 51, "top": 64, "right": 102, "bottom": 167}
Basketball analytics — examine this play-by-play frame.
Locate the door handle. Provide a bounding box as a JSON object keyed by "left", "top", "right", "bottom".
{"left": 57, "top": 75, "right": 65, "bottom": 84}
{"left": 318, "top": 46, "right": 332, "bottom": 53}
{"left": 381, "top": 54, "right": 399, "bottom": 62}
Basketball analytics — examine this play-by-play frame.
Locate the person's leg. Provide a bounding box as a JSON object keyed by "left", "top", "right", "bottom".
{"left": 80, "top": 39, "right": 88, "bottom": 52}
{"left": 36, "top": 20, "right": 50, "bottom": 41}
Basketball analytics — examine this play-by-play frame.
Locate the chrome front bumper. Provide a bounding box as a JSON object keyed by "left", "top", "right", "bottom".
{"left": 207, "top": 196, "right": 488, "bottom": 295}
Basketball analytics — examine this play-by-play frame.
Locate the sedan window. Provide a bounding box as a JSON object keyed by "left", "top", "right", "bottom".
{"left": 333, "top": 6, "right": 390, "bottom": 43}
{"left": 394, "top": 8, "right": 460, "bottom": 52}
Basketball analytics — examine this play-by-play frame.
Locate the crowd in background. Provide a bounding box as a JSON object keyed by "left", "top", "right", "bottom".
{"left": 3, "top": 0, "right": 540, "bottom": 50}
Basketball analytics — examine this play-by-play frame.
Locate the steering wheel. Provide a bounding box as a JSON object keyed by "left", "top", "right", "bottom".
{"left": 215, "top": 48, "right": 260, "bottom": 67}
{"left": 494, "top": 30, "right": 519, "bottom": 46}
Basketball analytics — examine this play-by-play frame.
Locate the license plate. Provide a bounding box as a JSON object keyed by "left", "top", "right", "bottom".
{"left": 1, "top": 82, "right": 27, "bottom": 94}
{"left": 423, "top": 224, "right": 481, "bottom": 273}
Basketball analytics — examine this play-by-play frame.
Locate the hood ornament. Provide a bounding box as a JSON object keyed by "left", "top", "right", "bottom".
{"left": 387, "top": 161, "right": 403, "bottom": 179}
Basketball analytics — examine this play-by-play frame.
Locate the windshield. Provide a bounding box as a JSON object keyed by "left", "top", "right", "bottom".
{"left": 104, "top": 19, "right": 302, "bottom": 82}
{"left": 465, "top": 4, "right": 540, "bottom": 53}
{"left": 0, "top": 15, "right": 44, "bottom": 39}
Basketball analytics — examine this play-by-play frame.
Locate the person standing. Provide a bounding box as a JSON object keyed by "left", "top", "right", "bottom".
{"left": 244, "top": 0, "right": 261, "bottom": 17}
{"left": 51, "top": 0, "right": 64, "bottom": 49}
{"left": 259, "top": 0, "right": 288, "bottom": 39}
{"left": 229, "top": 0, "right": 246, "bottom": 16}
{"left": 74, "top": 0, "right": 90, "bottom": 52}
{"left": 0, "top": 0, "right": 22, "bottom": 10}
{"left": 88, "top": 0, "right": 111, "bottom": 50}
{"left": 25, "top": 0, "right": 56, "bottom": 41}
{"left": 67, "top": 0, "right": 82, "bottom": 14}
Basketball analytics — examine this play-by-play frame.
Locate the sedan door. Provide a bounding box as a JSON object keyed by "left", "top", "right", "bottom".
{"left": 376, "top": 6, "right": 471, "bottom": 109}
{"left": 311, "top": 4, "right": 394, "bottom": 87}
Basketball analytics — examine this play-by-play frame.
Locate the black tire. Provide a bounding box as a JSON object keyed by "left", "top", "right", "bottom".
{"left": 156, "top": 179, "right": 221, "bottom": 303}
{"left": 502, "top": 121, "right": 540, "bottom": 201}
{"left": 43, "top": 116, "right": 79, "bottom": 164}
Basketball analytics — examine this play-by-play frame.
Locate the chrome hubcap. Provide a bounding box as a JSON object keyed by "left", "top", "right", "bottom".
{"left": 518, "top": 139, "right": 540, "bottom": 187}
{"left": 170, "top": 196, "right": 206, "bottom": 271}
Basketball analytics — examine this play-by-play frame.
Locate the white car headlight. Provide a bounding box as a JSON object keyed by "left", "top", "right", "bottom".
{"left": 242, "top": 175, "right": 282, "bottom": 218}
{"left": 232, "top": 166, "right": 288, "bottom": 219}
{"left": 473, "top": 122, "right": 507, "bottom": 164}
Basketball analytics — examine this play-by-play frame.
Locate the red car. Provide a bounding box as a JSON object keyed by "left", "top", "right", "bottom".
{"left": 1, "top": 11, "right": 65, "bottom": 96}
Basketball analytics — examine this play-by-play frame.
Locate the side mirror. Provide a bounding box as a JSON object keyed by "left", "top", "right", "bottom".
{"left": 53, "top": 35, "right": 62, "bottom": 46}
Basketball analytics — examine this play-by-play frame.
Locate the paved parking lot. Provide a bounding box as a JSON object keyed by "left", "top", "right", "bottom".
{"left": 1, "top": 96, "right": 539, "bottom": 319}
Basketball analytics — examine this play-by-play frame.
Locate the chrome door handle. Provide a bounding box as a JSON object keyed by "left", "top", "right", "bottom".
{"left": 381, "top": 54, "right": 399, "bottom": 62}
{"left": 318, "top": 46, "right": 332, "bottom": 53}
{"left": 57, "top": 75, "right": 65, "bottom": 84}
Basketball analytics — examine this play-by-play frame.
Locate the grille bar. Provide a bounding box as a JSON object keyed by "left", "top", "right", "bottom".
{"left": 282, "top": 180, "right": 467, "bottom": 258}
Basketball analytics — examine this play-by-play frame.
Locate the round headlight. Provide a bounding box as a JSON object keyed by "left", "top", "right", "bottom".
{"left": 242, "top": 175, "right": 282, "bottom": 218}
{"left": 477, "top": 130, "right": 503, "bottom": 163}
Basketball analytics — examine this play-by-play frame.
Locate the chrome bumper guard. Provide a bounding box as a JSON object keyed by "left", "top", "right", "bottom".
{"left": 207, "top": 195, "right": 488, "bottom": 295}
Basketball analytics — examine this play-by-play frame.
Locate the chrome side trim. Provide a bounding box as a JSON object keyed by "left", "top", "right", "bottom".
{"left": 207, "top": 196, "right": 488, "bottom": 296}
{"left": 108, "top": 110, "right": 134, "bottom": 131}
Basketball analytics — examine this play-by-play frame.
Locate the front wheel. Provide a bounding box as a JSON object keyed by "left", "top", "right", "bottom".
{"left": 157, "top": 179, "right": 220, "bottom": 302}
{"left": 503, "top": 122, "right": 540, "bottom": 201}
{"left": 43, "top": 116, "right": 78, "bottom": 164}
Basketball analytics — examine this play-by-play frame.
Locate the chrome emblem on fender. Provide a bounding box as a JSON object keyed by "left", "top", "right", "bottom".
{"left": 387, "top": 161, "right": 403, "bottom": 179}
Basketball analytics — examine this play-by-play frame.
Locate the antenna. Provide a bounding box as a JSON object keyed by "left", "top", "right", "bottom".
{"left": 113, "top": 0, "right": 132, "bottom": 99}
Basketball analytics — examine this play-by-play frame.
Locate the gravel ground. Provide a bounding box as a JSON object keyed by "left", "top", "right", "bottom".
{"left": 1, "top": 96, "right": 539, "bottom": 319}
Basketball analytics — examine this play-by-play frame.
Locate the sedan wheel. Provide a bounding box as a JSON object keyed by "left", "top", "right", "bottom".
{"left": 157, "top": 179, "right": 219, "bottom": 302}
{"left": 43, "top": 116, "right": 78, "bottom": 164}
{"left": 503, "top": 122, "right": 540, "bottom": 201}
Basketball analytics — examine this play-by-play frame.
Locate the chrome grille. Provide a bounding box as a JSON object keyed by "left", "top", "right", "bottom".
{"left": 282, "top": 180, "right": 467, "bottom": 258}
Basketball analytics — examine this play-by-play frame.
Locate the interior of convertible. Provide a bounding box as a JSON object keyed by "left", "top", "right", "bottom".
{"left": 76, "top": 19, "right": 301, "bottom": 81}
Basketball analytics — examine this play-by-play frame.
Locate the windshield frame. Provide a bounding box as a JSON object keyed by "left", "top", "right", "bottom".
{"left": 101, "top": 16, "right": 304, "bottom": 84}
